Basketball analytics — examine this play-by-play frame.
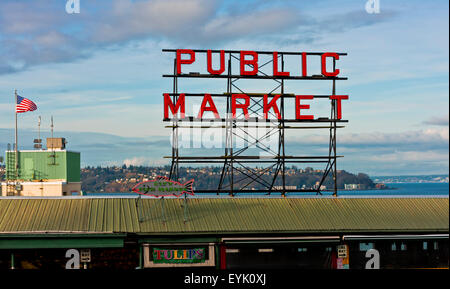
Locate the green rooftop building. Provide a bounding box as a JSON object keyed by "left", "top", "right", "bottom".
{"left": 1, "top": 138, "right": 81, "bottom": 197}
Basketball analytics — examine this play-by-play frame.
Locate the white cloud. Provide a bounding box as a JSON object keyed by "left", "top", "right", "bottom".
{"left": 368, "top": 151, "right": 449, "bottom": 163}
{"left": 93, "top": 0, "right": 218, "bottom": 43}
{"left": 123, "top": 156, "right": 168, "bottom": 167}
{"left": 288, "top": 128, "right": 449, "bottom": 146}
{"left": 203, "top": 8, "right": 301, "bottom": 40}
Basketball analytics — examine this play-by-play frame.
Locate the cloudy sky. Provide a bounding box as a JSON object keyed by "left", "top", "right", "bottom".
{"left": 0, "top": 0, "right": 448, "bottom": 176}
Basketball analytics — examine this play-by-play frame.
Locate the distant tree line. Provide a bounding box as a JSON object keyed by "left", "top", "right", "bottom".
{"left": 80, "top": 165, "right": 376, "bottom": 193}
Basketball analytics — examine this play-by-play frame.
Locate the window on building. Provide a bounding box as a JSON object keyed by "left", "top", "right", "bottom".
{"left": 258, "top": 249, "right": 274, "bottom": 253}
{"left": 400, "top": 243, "right": 407, "bottom": 251}
{"left": 423, "top": 242, "right": 428, "bottom": 250}
{"left": 359, "top": 243, "right": 374, "bottom": 251}
{"left": 433, "top": 242, "right": 439, "bottom": 251}
{"left": 298, "top": 248, "right": 308, "bottom": 253}
{"left": 325, "top": 247, "right": 332, "bottom": 252}
{"left": 391, "top": 243, "right": 397, "bottom": 251}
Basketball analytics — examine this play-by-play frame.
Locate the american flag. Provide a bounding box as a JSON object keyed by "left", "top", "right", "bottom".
{"left": 16, "top": 95, "right": 37, "bottom": 113}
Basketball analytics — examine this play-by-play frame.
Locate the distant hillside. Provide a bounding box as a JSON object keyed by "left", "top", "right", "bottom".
{"left": 80, "top": 166, "right": 376, "bottom": 193}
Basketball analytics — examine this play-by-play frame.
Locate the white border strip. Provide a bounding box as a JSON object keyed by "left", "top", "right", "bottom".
{"left": 343, "top": 234, "right": 449, "bottom": 240}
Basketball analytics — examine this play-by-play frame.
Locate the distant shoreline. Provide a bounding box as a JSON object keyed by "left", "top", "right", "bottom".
{"left": 378, "top": 182, "right": 449, "bottom": 184}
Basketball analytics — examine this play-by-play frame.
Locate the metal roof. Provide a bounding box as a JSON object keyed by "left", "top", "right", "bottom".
{"left": 0, "top": 197, "right": 448, "bottom": 235}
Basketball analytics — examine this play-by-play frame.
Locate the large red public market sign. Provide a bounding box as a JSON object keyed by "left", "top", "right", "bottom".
{"left": 163, "top": 49, "right": 348, "bottom": 121}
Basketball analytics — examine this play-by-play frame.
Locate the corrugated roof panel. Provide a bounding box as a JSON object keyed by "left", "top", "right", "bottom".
{"left": 0, "top": 199, "right": 12, "bottom": 229}
{"left": 0, "top": 199, "right": 14, "bottom": 231}
{"left": 18, "top": 199, "right": 38, "bottom": 231}
{"left": 106, "top": 199, "right": 115, "bottom": 232}
{"left": 265, "top": 198, "right": 298, "bottom": 231}
{"left": 46, "top": 199, "right": 61, "bottom": 231}
{"left": 138, "top": 198, "right": 164, "bottom": 233}
{"left": 257, "top": 199, "right": 285, "bottom": 231}
{"left": 34, "top": 199, "right": 52, "bottom": 230}
{"left": 62, "top": 199, "right": 75, "bottom": 231}
{"left": 11, "top": 199, "right": 30, "bottom": 231}
{"left": 88, "top": 199, "right": 101, "bottom": 232}
{"left": 29, "top": 199, "right": 46, "bottom": 231}
{"left": 112, "top": 199, "right": 121, "bottom": 232}
{"left": 0, "top": 197, "right": 447, "bottom": 234}
{"left": 3, "top": 199, "right": 21, "bottom": 231}
{"left": 119, "top": 199, "right": 135, "bottom": 233}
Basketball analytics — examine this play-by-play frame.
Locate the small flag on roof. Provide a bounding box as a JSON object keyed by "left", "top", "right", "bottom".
{"left": 16, "top": 95, "right": 37, "bottom": 113}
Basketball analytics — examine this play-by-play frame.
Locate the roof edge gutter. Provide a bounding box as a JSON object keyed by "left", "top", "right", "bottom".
{"left": 221, "top": 236, "right": 341, "bottom": 243}
{"left": 343, "top": 234, "right": 449, "bottom": 241}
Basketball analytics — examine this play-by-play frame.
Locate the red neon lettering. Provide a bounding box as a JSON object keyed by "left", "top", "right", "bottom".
{"left": 163, "top": 250, "right": 173, "bottom": 260}
{"left": 207, "top": 50, "right": 225, "bottom": 75}
{"left": 176, "top": 49, "right": 195, "bottom": 74}
{"left": 232, "top": 94, "right": 250, "bottom": 119}
{"left": 198, "top": 94, "right": 220, "bottom": 119}
{"left": 321, "top": 52, "right": 340, "bottom": 77}
{"left": 295, "top": 95, "right": 314, "bottom": 120}
{"left": 329, "top": 95, "right": 348, "bottom": 119}
{"left": 155, "top": 250, "right": 161, "bottom": 260}
{"left": 273, "top": 52, "right": 289, "bottom": 77}
{"left": 195, "top": 249, "right": 204, "bottom": 260}
{"left": 240, "top": 51, "right": 258, "bottom": 76}
{"left": 164, "top": 93, "right": 185, "bottom": 119}
{"left": 302, "top": 52, "right": 307, "bottom": 77}
{"left": 263, "top": 94, "right": 281, "bottom": 119}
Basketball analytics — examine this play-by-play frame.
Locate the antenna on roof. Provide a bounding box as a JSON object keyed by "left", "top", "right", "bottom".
{"left": 49, "top": 116, "right": 56, "bottom": 164}
{"left": 51, "top": 116, "right": 54, "bottom": 140}
{"left": 33, "top": 116, "right": 42, "bottom": 150}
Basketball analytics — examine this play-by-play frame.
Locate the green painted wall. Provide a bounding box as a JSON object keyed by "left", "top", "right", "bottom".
{"left": 66, "top": 152, "right": 81, "bottom": 182}
{"left": 5, "top": 151, "right": 80, "bottom": 182}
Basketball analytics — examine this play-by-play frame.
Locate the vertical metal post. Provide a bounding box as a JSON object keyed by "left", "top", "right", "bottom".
{"left": 219, "top": 56, "right": 232, "bottom": 194}
{"left": 38, "top": 116, "right": 41, "bottom": 149}
{"left": 183, "top": 195, "right": 188, "bottom": 223}
{"left": 332, "top": 57, "right": 338, "bottom": 197}
{"left": 138, "top": 244, "right": 143, "bottom": 269}
{"left": 281, "top": 54, "right": 286, "bottom": 197}
{"left": 10, "top": 252, "right": 15, "bottom": 270}
{"left": 14, "top": 90, "right": 18, "bottom": 196}
{"left": 50, "top": 116, "right": 56, "bottom": 165}
{"left": 169, "top": 58, "right": 179, "bottom": 182}
{"left": 136, "top": 194, "right": 143, "bottom": 222}
{"left": 332, "top": 89, "right": 338, "bottom": 196}
{"left": 229, "top": 55, "right": 234, "bottom": 197}
{"left": 161, "top": 197, "right": 166, "bottom": 222}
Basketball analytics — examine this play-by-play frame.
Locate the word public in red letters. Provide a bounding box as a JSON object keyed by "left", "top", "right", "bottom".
{"left": 164, "top": 49, "right": 348, "bottom": 121}
{"left": 175, "top": 49, "right": 342, "bottom": 77}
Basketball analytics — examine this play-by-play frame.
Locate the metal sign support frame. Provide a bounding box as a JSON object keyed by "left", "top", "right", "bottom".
{"left": 163, "top": 49, "right": 348, "bottom": 196}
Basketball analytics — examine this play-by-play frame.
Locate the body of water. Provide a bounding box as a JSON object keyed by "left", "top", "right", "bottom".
{"left": 336, "top": 182, "right": 448, "bottom": 196}
{"left": 85, "top": 183, "right": 449, "bottom": 197}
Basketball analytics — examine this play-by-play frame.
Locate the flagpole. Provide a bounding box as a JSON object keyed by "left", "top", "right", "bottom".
{"left": 14, "top": 89, "right": 18, "bottom": 187}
